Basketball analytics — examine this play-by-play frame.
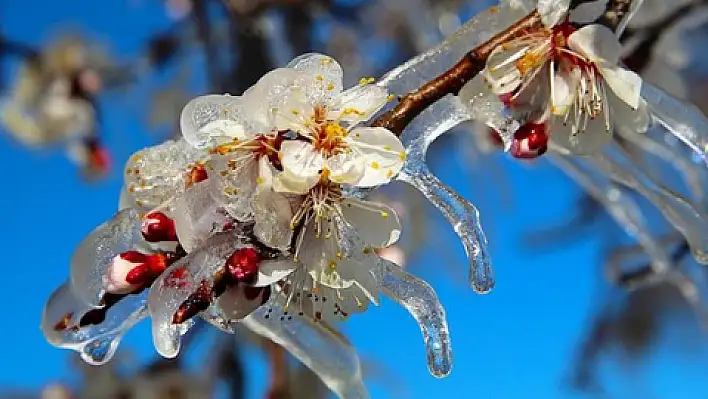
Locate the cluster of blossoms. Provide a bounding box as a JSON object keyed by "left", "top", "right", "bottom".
{"left": 42, "top": 53, "right": 449, "bottom": 397}
{"left": 41, "top": 0, "right": 708, "bottom": 397}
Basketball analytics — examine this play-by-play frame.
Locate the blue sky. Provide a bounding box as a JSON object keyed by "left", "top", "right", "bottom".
{"left": 2, "top": 1, "right": 708, "bottom": 398}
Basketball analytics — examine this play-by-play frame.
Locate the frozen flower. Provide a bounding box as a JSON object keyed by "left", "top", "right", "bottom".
{"left": 245, "top": 53, "right": 405, "bottom": 193}
{"left": 473, "top": 13, "right": 648, "bottom": 155}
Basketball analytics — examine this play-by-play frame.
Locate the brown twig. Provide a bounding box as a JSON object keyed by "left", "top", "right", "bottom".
{"left": 371, "top": 0, "right": 639, "bottom": 136}
{"left": 370, "top": 10, "right": 543, "bottom": 135}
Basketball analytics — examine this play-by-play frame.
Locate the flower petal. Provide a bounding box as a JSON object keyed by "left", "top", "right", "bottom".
{"left": 347, "top": 127, "right": 405, "bottom": 187}
{"left": 173, "top": 181, "right": 235, "bottom": 253}
{"left": 325, "top": 152, "right": 365, "bottom": 185}
{"left": 327, "top": 84, "right": 389, "bottom": 124}
{"left": 568, "top": 24, "right": 622, "bottom": 66}
{"left": 341, "top": 198, "right": 402, "bottom": 248}
{"left": 538, "top": 0, "right": 571, "bottom": 26}
{"left": 242, "top": 68, "right": 304, "bottom": 129}
{"left": 253, "top": 258, "right": 298, "bottom": 287}
{"left": 206, "top": 152, "right": 258, "bottom": 221}
{"left": 287, "top": 53, "right": 344, "bottom": 104}
{"left": 601, "top": 66, "right": 642, "bottom": 110}
{"left": 180, "top": 94, "right": 249, "bottom": 149}
{"left": 277, "top": 140, "right": 323, "bottom": 193}
{"left": 124, "top": 139, "right": 201, "bottom": 209}
{"left": 253, "top": 157, "right": 297, "bottom": 250}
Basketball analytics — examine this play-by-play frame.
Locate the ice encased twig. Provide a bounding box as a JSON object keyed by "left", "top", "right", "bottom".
{"left": 379, "top": 259, "right": 452, "bottom": 377}
{"left": 550, "top": 154, "right": 672, "bottom": 276}
{"left": 41, "top": 282, "right": 148, "bottom": 365}
{"left": 588, "top": 142, "right": 708, "bottom": 264}
{"left": 642, "top": 82, "right": 708, "bottom": 167}
{"left": 372, "top": 7, "right": 512, "bottom": 293}
{"left": 242, "top": 306, "right": 369, "bottom": 399}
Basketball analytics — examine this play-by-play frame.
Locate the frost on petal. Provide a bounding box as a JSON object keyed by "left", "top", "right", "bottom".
{"left": 148, "top": 232, "right": 245, "bottom": 358}
{"left": 341, "top": 198, "right": 401, "bottom": 248}
{"left": 271, "top": 95, "right": 315, "bottom": 135}
{"left": 601, "top": 66, "right": 642, "bottom": 110}
{"left": 397, "top": 166, "right": 494, "bottom": 293}
{"left": 538, "top": 0, "right": 571, "bottom": 27}
{"left": 206, "top": 153, "right": 258, "bottom": 222}
{"left": 124, "top": 140, "right": 201, "bottom": 209}
{"left": 253, "top": 258, "right": 298, "bottom": 287}
{"left": 378, "top": 260, "right": 452, "bottom": 378}
{"left": 287, "top": 53, "right": 344, "bottom": 105}
{"left": 42, "top": 282, "right": 147, "bottom": 365}
{"left": 347, "top": 127, "right": 406, "bottom": 187}
{"left": 173, "top": 181, "right": 235, "bottom": 253}
{"left": 325, "top": 153, "right": 365, "bottom": 185}
{"left": 253, "top": 158, "right": 297, "bottom": 251}
{"left": 180, "top": 94, "right": 249, "bottom": 149}
{"left": 550, "top": 154, "right": 672, "bottom": 275}
{"left": 327, "top": 84, "right": 389, "bottom": 124}
{"left": 70, "top": 208, "right": 143, "bottom": 306}
{"left": 243, "top": 304, "right": 369, "bottom": 399}
{"left": 567, "top": 24, "right": 622, "bottom": 67}
{"left": 200, "top": 285, "right": 271, "bottom": 333}
{"left": 242, "top": 68, "right": 303, "bottom": 128}
{"left": 588, "top": 142, "right": 708, "bottom": 265}
{"left": 277, "top": 140, "right": 323, "bottom": 192}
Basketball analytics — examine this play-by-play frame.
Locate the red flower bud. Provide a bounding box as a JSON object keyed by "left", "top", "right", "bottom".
{"left": 510, "top": 122, "right": 549, "bottom": 159}
{"left": 141, "top": 211, "right": 178, "bottom": 242}
{"left": 225, "top": 247, "right": 261, "bottom": 284}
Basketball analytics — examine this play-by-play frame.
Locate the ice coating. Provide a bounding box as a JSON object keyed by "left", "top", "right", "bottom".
{"left": 172, "top": 180, "right": 234, "bottom": 253}
{"left": 243, "top": 305, "right": 369, "bottom": 399}
{"left": 41, "top": 282, "right": 148, "bottom": 365}
{"left": 642, "top": 82, "right": 708, "bottom": 167}
{"left": 379, "top": 259, "right": 453, "bottom": 377}
{"left": 369, "top": 7, "right": 511, "bottom": 293}
{"left": 147, "top": 232, "right": 245, "bottom": 358}
{"left": 70, "top": 207, "right": 144, "bottom": 306}
{"left": 398, "top": 165, "right": 493, "bottom": 293}
{"left": 617, "top": 124, "right": 706, "bottom": 204}
{"left": 123, "top": 139, "right": 202, "bottom": 209}
{"left": 588, "top": 142, "right": 708, "bottom": 264}
{"left": 179, "top": 94, "right": 249, "bottom": 150}
{"left": 550, "top": 154, "right": 672, "bottom": 275}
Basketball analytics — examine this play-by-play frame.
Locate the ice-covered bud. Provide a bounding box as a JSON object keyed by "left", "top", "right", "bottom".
{"left": 510, "top": 122, "right": 549, "bottom": 159}
{"left": 103, "top": 251, "right": 174, "bottom": 294}
{"left": 225, "top": 247, "right": 261, "bottom": 284}
{"left": 141, "top": 211, "right": 178, "bottom": 242}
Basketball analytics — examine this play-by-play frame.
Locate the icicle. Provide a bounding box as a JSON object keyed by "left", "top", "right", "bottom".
{"left": 550, "top": 154, "right": 672, "bottom": 276}
{"left": 616, "top": 124, "right": 705, "bottom": 204}
{"left": 587, "top": 142, "right": 708, "bottom": 264}
{"left": 242, "top": 306, "right": 369, "bottom": 399}
{"left": 379, "top": 259, "right": 452, "bottom": 377}
{"left": 397, "top": 165, "right": 493, "bottom": 293}
{"left": 642, "top": 82, "right": 708, "bottom": 167}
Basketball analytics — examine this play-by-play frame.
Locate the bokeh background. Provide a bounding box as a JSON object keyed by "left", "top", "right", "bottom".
{"left": 2, "top": 0, "right": 708, "bottom": 398}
